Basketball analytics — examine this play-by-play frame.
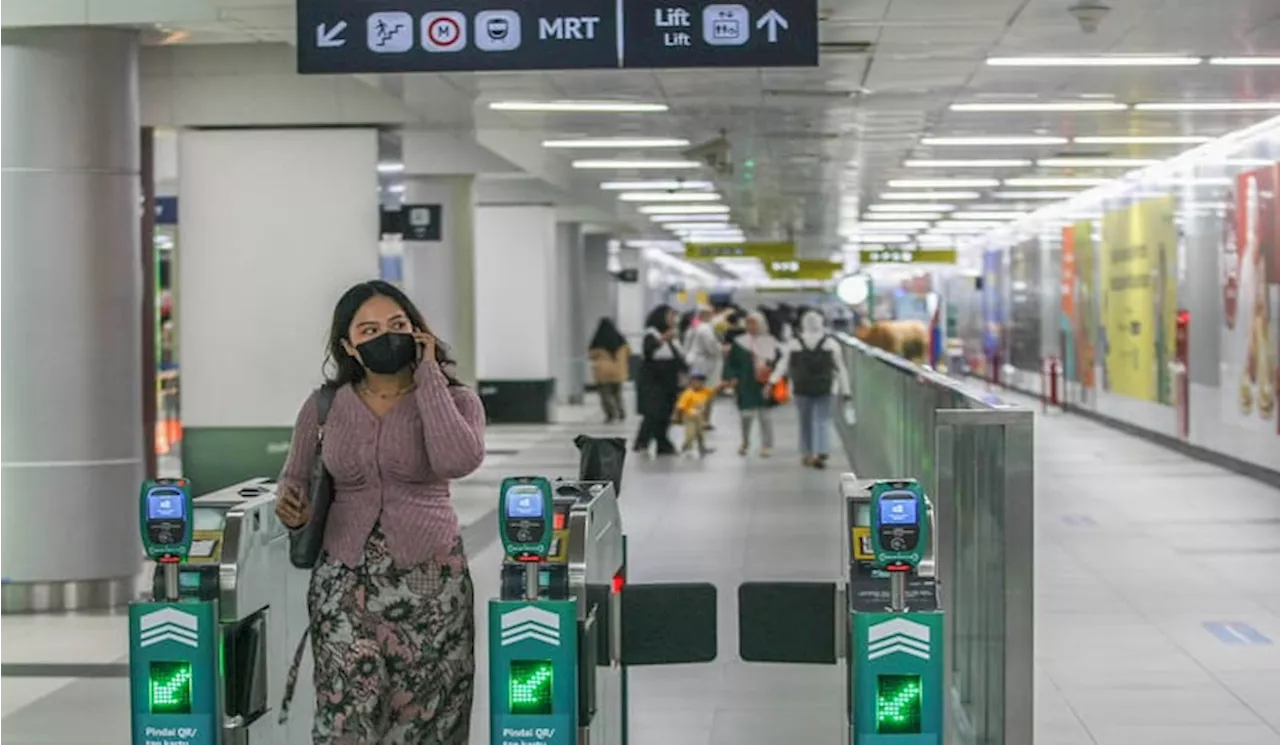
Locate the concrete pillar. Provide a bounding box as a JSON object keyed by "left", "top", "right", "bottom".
{"left": 178, "top": 128, "right": 380, "bottom": 492}
{"left": 474, "top": 204, "right": 558, "bottom": 422}
{"left": 402, "top": 175, "right": 477, "bottom": 384}
{"left": 583, "top": 233, "right": 616, "bottom": 326}
{"left": 1, "top": 28, "right": 142, "bottom": 612}
{"left": 554, "top": 222, "right": 587, "bottom": 404}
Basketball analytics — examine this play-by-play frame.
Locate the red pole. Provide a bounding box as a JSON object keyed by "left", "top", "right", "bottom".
{"left": 1050, "top": 357, "right": 1061, "bottom": 409}
{"left": 1040, "top": 358, "right": 1048, "bottom": 413}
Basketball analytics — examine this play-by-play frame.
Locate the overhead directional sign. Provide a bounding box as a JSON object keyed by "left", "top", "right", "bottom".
{"left": 859, "top": 248, "right": 959, "bottom": 265}
{"left": 684, "top": 241, "right": 796, "bottom": 261}
{"left": 297, "top": 0, "right": 818, "bottom": 74}
{"left": 765, "top": 259, "right": 843, "bottom": 280}
{"left": 621, "top": 0, "right": 818, "bottom": 69}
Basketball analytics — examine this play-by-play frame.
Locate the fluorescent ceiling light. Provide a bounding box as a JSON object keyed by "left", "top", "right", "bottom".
{"left": 618, "top": 192, "right": 721, "bottom": 202}
{"left": 870, "top": 204, "right": 957, "bottom": 212}
{"left": 1003, "top": 177, "right": 1111, "bottom": 187}
{"left": 601, "top": 180, "right": 714, "bottom": 190}
{"left": 543, "top": 137, "right": 690, "bottom": 148}
{"left": 661, "top": 222, "right": 735, "bottom": 230}
{"left": 649, "top": 213, "right": 727, "bottom": 222}
{"left": 930, "top": 226, "right": 996, "bottom": 234}
{"left": 573, "top": 159, "right": 700, "bottom": 169}
{"left": 1134, "top": 101, "right": 1280, "bottom": 111}
{"left": 1036, "top": 157, "right": 1161, "bottom": 168}
{"left": 986, "top": 55, "right": 1201, "bottom": 67}
{"left": 639, "top": 204, "right": 731, "bottom": 215}
{"left": 847, "top": 221, "right": 932, "bottom": 230}
{"left": 951, "top": 211, "right": 1028, "bottom": 220}
{"left": 845, "top": 234, "right": 913, "bottom": 244}
{"left": 885, "top": 179, "right": 1003, "bottom": 189}
{"left": 377, "top": 162, "right": 404, "bottom": 173}
{"left": 1072, "top": 135, "right": 1213, "bottom": 145}
{"left": 950, "top": 102, "right": 1129, "bottom": 112}
{"left": 935, "top": 219, "right": 1007, "bottom": 227}
{"left": 921, "top": 136, "right": 1069, "bottom": 146}
{"left": 490, "top": 100, "right": 668, "bottom": 112}
{"left": 863, "top": 212, "right": 945, "bottom": 221}
{"left": 888, "top": 178, "right": 1000, "bottom": 188}
{"left": 684, "top": 233, "right": 745, "bottom": 242}
{"left": 905, "top": 159, "right": 1032, "bottom": 168}
{"left": 880, "top": 191, "right": 981, "bottom": 200}
{"left": 1208, "top": 57, "right": 1280, "bottom": 66}
{"left": 992, "top": 191, "right": 1081, "bottom": 199}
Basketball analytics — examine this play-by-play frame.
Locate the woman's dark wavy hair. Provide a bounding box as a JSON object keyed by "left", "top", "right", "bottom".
{"left": 324, "top": 280, "right": 462, "bottom": 388}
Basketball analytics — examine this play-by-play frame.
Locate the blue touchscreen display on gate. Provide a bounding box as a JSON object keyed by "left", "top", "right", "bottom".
{"left": 147, "top": 490, "right": 185, "bottom": 520}
{"left": 879, "top": 497, "right": 917, "bottom": 526}
{"left": 506, "top": 488, "right": 544, "bottom": 519}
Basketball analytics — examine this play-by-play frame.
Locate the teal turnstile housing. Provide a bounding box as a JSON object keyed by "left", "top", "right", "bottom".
{"left": 129, "top": 600, "right": 221, "bottom": 745}
{"left": 851, "top": 612, "right": 944, "bottom": 744}
{"left": 738, "top": 475, "right": 944, "bottom": 744}
{"left": 488, "top": 474, "right": 718, "bottom": 745}
{"left": 489, "top": 600, "right": 579, "bottom": 745}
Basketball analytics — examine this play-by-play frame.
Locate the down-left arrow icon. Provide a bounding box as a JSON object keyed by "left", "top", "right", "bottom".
{"left": 317, "top": 21, "right": 348, "bottom": 48}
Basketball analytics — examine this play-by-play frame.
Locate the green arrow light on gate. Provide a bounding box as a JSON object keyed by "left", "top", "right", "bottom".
{"left": 149, "top": 661, "right": 194, "bottom": 714}
{"left": 508, "top": 660, "right": 554, "bottom": 715}
{"left": 876, "top": 674, "right": 923, "bottom": 734}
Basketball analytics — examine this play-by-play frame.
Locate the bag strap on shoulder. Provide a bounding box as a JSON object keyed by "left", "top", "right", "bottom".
{"left": 314, "top": 384, "right": 337, "bottom": 427}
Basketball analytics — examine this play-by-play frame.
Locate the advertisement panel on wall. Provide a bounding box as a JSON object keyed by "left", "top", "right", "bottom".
{"left": 1008, "top": 237, "right": 1042, "bottom": 370}
{"left": 1222, "top": 162, "right": 1280, "bottom": 434}
{"left": 1100, "top": 196, "right": 1177, "bottom": 403}
{"left": 1068, "top": 221, "right": 1099, "bottom": 389}
{"left": 981, "top": 249, "right": 1006, "bottom": 368}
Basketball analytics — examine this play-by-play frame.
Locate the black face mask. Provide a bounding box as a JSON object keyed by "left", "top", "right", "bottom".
{"left": 355, "top": 332, "right": 417, "bottom": 375}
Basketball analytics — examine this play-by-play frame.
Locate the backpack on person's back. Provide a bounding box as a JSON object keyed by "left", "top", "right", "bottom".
{"left": 789, "top": 336, "right": 835, "bottom": 397}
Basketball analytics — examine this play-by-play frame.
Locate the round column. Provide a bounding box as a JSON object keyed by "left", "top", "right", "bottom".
{"left": 1, "top": 28, "right": 143, "bottom": 613}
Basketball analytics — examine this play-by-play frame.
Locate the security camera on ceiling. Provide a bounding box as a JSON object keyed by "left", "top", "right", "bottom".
{"left": 1068, "top": 1, "right": 1111, "bottom": 34}
{"left": 683, "top": 130, "right": 734, "bottom": 177}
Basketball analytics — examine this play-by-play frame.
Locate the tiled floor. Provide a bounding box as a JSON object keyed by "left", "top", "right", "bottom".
{"left": 3, "top": 391, "right": 1279, "bottom": 744}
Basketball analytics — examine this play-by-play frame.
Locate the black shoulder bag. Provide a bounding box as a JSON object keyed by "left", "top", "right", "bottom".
{"left": 287, "top": 384, "right": 337, "bottom": 570}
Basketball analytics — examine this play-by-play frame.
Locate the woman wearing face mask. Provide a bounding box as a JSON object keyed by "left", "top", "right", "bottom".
{"left": 274, "top": 280, "right": 485, "bottom": 744}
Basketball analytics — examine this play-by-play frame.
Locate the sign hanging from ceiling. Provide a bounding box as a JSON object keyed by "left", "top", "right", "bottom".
{"left": 765, "top": 259, "right": 843, "bottom": 280}
{"left": 296, "top": 0, "right": 818, "bottom": 74}
{"left": 858, "top": 248, "right": 959, "bottom": 265}
{"left": 684, "top": 241, "right": 796, "bottom": 261}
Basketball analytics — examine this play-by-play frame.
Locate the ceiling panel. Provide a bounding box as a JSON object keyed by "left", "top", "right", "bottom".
{"left": 185, "top": 0, "right": 1280, "bottom": 251}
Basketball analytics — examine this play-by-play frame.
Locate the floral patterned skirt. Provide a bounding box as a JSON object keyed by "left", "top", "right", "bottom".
{"left": 293, "top": 524, "right": 475, "bottom": 745}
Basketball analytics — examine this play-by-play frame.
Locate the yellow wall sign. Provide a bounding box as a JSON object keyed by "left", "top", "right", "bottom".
{"left": 859, "top": 248, "right": 957, "bottom": 265}
{"left": 1100, "top": 196, "right": 1176, "bottom": 403}
{"left": 685, "top": 241, "right": 796, "bottom": 261}
{"left": 766, "top": 259, "right": 843, "bottom": 280}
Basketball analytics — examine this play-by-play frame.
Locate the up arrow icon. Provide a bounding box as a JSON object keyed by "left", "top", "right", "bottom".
{"left": 316, "top": 21, "right": 348, "bottom": 48}
{"left": 756, "top": 10, "right": 789, "bottom": 43}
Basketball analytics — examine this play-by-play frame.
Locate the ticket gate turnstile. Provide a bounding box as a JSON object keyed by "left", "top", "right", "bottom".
{"left": 737, "top": 474, "right": 945, "bottom": 744}
{"left": 489, "top": 477, "right": 718, "bottom": 745}
{"left": 132, "top": 478, "right": 311, "bottom": 745}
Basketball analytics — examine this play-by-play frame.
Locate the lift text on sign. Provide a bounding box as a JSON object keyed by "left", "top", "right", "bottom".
{"left": 296, "top": 0, "right": 818, "bottom": 74}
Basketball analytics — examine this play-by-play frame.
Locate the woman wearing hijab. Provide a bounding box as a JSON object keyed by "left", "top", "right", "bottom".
{"left": 588, "top": 317, "right": 631, "bottom": 423}
{"left": 770, "top": 310, "right": 851, "bottom": 468}
{"left": 685, "top": 306, "right": 725, "bottom": 428}
{"left": 634, "top": 304, "right": 687, "bottom": 455}
{"left": 722, "top": 311, "right": 783, "bottom": 457}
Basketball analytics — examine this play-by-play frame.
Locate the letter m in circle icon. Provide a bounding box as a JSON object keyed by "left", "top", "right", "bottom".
{"left": 867, "top": 617, "right": 930, "bottom": 661}
{"left": 139, "top": 607, "right": 199, "bottom": 649}
{"left": 500, "top": 606, "right": 561, "bottom": 647}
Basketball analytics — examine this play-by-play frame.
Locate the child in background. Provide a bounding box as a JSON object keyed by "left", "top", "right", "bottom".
{"left": 674, "top": 372, "right": 717, "bottom": 457}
